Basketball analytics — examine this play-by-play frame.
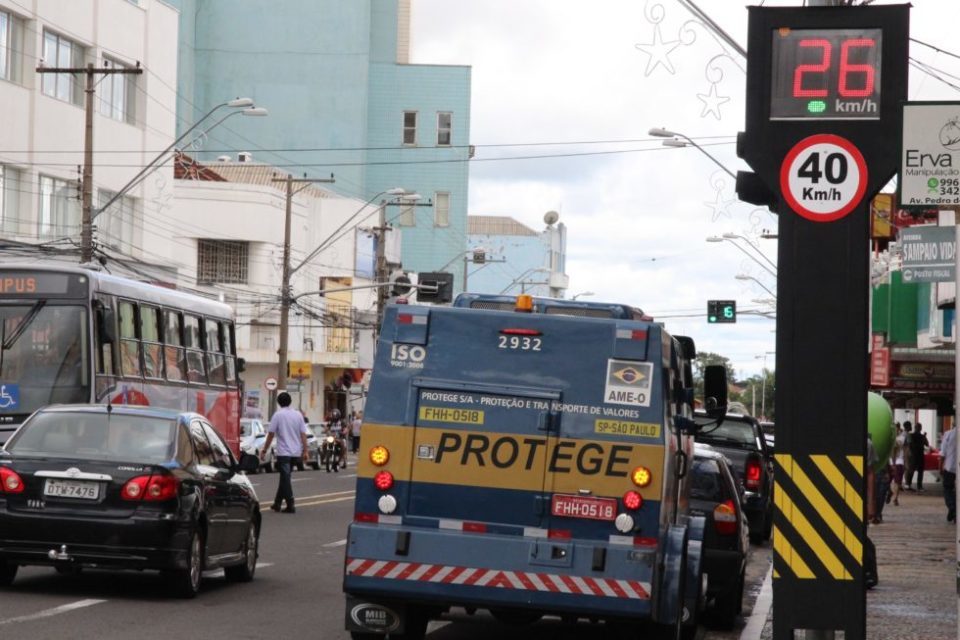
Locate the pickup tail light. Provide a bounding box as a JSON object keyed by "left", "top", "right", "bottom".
{"left": 713, "top": 499, "right": 738, "bottom": 536}
{"left": 0, "top": 467, "right": 25, "bottom": 494}
{"left": 122, "top": 474, "right": 178, "bottom": 501}
{"left": 744, "top": 457, "right": 762, "bottom": 491}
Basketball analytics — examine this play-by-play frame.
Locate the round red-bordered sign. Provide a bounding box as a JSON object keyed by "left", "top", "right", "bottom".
{"left": 779, "top": 134, "right": 868, "bottom": 223}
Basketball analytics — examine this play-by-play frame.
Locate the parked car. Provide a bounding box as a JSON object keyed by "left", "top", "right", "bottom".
{"left": 695, "top": 410, "right": 774, "bottom": 544}
{"left": 690, "top": 443, "right": 749, "bottom": 628}
{"left": 296, "top": 428, "right": 321, "bottom": 471}
{"left": 241, "top": 418, "right": 276, "bottom": 473}
{"left": 0, "top": 404, "right": 262, "bottom": 598}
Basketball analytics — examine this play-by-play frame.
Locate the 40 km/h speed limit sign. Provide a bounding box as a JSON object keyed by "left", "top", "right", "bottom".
{"left": 780, "top": 134, "right": 868, "bottom": 223}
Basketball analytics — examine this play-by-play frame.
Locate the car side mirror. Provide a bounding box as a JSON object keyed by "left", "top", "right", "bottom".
{"left": 703, "top": 365, "right": 728, "bottom": 422}
{"left": 237, "top": 452, "right": 259, "bottom": 474}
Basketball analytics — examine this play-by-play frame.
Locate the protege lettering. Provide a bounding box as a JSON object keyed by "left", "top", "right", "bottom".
{"left": 434, "top": 433, "right": 632, "bottom": 477}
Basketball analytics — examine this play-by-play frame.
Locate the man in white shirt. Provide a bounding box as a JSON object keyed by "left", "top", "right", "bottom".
{"left": 261, "top": 392, "right": 309, "bottom": 513}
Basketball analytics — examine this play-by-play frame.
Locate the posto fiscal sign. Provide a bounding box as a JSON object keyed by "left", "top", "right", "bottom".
{"left": 780, "top": 133, "right": 868, "bottom": 223}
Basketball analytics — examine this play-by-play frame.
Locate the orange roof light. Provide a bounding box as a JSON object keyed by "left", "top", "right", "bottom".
{"left": 515, "top": 294, "right": 534, "bottom": 313}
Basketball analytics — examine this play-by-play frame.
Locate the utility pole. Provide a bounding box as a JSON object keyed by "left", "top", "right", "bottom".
{"left": 373, "top": 197, "right": 432, "bottom": 337}
{"left": 272, "top": 174, "right": 334, "bottom": 415}
{"left": 36, "top": 62, "right": 142, "bottom": 263}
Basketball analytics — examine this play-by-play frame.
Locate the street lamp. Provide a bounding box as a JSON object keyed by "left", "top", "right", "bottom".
{"left": 95, "top": 98, "right": 262, "bottom": 219}
{"left": 648, "top": 127, "right": 736, "bottom": 179}
{"left": 707, "top": 235, "right": 777, "bottom": 277}
{"left": 735, "top": 273, "right": 777, "bottom": 299}
{"left": 571, "top": 291, "right": 594, "bottom": 300}
{"left": 722, "top": 232, "right": 778, "bottom": 271}
{"left": 755, "top": 351, "right": 775, "bottom": 420}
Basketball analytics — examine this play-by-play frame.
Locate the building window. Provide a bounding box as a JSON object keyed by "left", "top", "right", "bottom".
{"left": 197, "top": 239, "right": 249, "bottom": 284}
{"left": 434, "top": 192, "right": 450, "bottom": 227}
{"left": 97, "top": 189, "right": 136, "bottom": 251}
{"left": 397, "top": 203, "right": 415, "bottom": 226}
{"left": 42, "top": 30, "right": 84, "bottom": 105}
{"left": 38, "top": 175, "right": 80, "bottom": 238}
{"left": 0, "top": 10, "right": 23, "bottom": 83}
{"left": 0, "top": 165, "right": 21, "bottom": 233}
{"left": 100, "top": 58, "right": 134, "bottom": 123}
{"left": 437, "top": 112, "right": 452, "bottom": 146}
{"left": 403, "top": 111, "right": 417, "bottom": 145}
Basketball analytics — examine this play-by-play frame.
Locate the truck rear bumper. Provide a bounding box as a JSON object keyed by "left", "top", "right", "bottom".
{"left": 343, "top": 523, "right": 658, "bottom": 619}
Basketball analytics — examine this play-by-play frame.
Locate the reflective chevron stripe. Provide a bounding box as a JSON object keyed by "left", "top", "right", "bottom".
{"left": 345, "top": 558, "right": 651, "bottom": 599}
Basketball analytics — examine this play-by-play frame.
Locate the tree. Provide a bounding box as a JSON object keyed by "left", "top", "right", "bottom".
{"left": 693, "top": 351, "right": 736, "bottom": 404}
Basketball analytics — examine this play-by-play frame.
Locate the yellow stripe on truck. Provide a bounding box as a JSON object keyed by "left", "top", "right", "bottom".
{"left": 358, "top": 423, "right": 665, "bottom": 498}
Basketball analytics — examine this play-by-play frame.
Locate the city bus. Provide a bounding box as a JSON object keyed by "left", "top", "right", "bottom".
{"left": 0, "top": 264, "right": 243, "bottom": 453}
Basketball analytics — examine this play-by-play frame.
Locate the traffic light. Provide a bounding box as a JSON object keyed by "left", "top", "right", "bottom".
{"left": 416, "top": 272, "right": 453, "bottom": 303}
{"left": 707, "top": 300, "right": 736, "bottom": 324}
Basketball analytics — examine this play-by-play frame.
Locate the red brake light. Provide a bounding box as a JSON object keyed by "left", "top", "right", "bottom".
{"left": 0, "top": 467, "right": 25, "bottom": 494}
{"left": 122, "top": 474, "right": 178, "bottom": 501}
{"left": 744, "top": 458, "right": 762, "bottom": 491}
{"left": 623, "top": 490, "right": 643, "bottom": 510}
{"left": 713, "top": 499, "right": 738, "bottom": 536}
{"left": 373, "top": 470, "right": 394, "bottom": 491}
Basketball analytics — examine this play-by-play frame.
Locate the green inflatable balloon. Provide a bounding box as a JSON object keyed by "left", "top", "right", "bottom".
{"left": 867, "top": 392, "right": 894, "bottom": 470}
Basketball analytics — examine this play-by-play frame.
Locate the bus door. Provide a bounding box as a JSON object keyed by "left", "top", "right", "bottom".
{"left": 407, "top": 382, "right": 562, "bottom": 530}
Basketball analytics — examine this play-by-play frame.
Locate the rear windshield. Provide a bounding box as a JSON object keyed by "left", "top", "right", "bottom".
{"left": 5, "top": 411, "right": 177, "bottom": 463}
{"left": 691, "top": 457, "right": 731, "bottom": 502}
{"left": 695, "top": 417, "right": 759, "bottom": 449}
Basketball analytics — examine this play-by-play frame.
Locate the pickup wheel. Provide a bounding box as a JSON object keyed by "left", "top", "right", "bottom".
{"left": 710, "top": 568, "right": 744, "bottom": 629}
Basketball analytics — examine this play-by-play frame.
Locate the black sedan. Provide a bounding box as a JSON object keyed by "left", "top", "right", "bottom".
{"left": 691, "top": 443, "right": 750, "bottom": 628}
{"left": 0, "top": 404, "right": 261, "bottom": 598}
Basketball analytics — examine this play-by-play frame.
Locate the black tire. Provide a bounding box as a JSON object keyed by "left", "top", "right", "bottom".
{"left": 168, "top": 529, "right": 204, "bottom": 598}
{"left": 710, "top": 569, "right": 744, "bottom": 629}
{"left": 0, "top": 561, "right": 17, "bottom": 586}
{"left": 310, "top": 452, "right": 320, "bottom": 470}
{"left": 394, "top": 610, "right": 428, "bottom": 640}
{"left": 263, "top": 452, "right": 276, "bottom": 474}
{"left": 224, "top": 521, "right": 258, "bottom": 583}
{"left": 295, "top": 459, "right": 305, "bottom": 472}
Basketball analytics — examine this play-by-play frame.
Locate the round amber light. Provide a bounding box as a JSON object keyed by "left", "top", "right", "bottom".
{"left": 369, "top": 446, "right": 390, "bottom": 466}
{"left": 631, "top": 466, "right": 652, "bottom": 488}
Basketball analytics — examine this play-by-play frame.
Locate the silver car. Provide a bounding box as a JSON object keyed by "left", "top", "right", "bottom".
{"left": 240, "top": 418, "right": 276, "bottom": 473}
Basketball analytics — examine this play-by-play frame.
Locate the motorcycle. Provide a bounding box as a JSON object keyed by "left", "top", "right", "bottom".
{"left": 320, "top": 433, "right": 346, "bottom": 472}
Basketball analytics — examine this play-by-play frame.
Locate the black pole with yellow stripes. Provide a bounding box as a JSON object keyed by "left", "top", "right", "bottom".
{"left": 737, "top": 5, "right": 910, "bottom": 638}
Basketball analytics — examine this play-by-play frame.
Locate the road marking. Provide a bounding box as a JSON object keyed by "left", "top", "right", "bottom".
{"left": 260, "top": 489, "right": 354, "bottom": 510}
{"left": 0, "top": 599, "right": 106, "bottom": 626}
{"left": 297, "top": 495, "right": 355, "bottom": 507}
{"left": 256, "top": 562, "right": 274, "bottom": 569}
{"left": 323, "top": 539, "right": 347, "bottom": 548}
{"left": 740, "top": 563, "right": 773, "bottom": 640}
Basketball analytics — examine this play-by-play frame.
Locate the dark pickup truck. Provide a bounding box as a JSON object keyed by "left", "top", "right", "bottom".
{"left": 694, "top": 411, "right": 774, "bottom": 544}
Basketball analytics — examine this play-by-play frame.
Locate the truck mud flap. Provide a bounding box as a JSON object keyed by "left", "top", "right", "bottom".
{"left": 345, "top": 595, "right": 407, "bottom": 635}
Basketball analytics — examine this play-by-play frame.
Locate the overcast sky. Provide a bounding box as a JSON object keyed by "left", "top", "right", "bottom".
{"left": 409, "top": 1, "right": 960, "bottom": 380}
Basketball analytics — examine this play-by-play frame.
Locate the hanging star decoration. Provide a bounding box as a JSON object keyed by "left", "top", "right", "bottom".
{"left": 704, "top": 186, "right": 736, "bottom": 222}
{"left": 696, "top": 82, "right": 731, "bottom": 120}
{"left": 635, "top": 23, "right": 681, "bottom": 76}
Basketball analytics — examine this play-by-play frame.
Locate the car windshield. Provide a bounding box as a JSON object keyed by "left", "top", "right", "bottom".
{"left": 240, "top": 420, "right": 258, "bottom": 437}
{"left": 5, "top": 411, "right": 177, "bottom": 462}
{"left": 695, "top": 417, "right": 758, "bottom": 448}
{"left": 0, "top": 304, "right": 90, "bottom": 415}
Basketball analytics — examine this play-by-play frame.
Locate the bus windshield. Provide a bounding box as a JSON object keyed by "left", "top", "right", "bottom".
{"left": 0, "top": 303, "right": 90, "bottom": 415}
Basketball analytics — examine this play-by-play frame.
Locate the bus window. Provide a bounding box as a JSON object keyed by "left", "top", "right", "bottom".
{"left": 183, "top": 314, "right": 205, "bottom": 383}
{"left": 205, "top": 319, "right": 225, "bottom": 386}
{"left": 94, "top": 298, "right": 115, "bottom": 377}
{"left": 141, "top": 305, "right": 163, "bottom": 380}
{"left": 223, "top": 321, "right": 237, "bottom": 386}
{"left": 118, "top": 301, "right": 141, "bottom": 378}
{"left": 163, "top": 310, "right": 186, "bottom": 382}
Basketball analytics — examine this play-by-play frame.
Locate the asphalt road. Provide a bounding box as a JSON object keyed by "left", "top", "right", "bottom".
{"left": 0, "top": 457, "right": 773, "bottom": 640}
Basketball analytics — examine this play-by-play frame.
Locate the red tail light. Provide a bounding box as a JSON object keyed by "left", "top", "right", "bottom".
{"left": 744, "top": 458, "right": 762, "bottom": 491}
{"left": 623, "top": 490, "right": 643, "bottom": 510}
{"left": 373, "top": 470, "right": 394, "bottom": 491}
{"left": 713, "top": 499, "right": 738, "bottom": 536}
{"left": 0, "top": 467, "right": 25, "bottom": 494}
{"left": 122, "top": 474, "right": 178, "bottom": 501}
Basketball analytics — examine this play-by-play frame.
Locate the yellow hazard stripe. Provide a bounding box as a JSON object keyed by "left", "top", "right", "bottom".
{"left": 784, "top": 457, "right": 862, "bottom": 564}
{"left": 810, "top": 454, "right": 862, "bottom": 520}
{"left": 773, "top": 476, "right": 851, "bottom": 580}
{"left": 772, "top": 524, "right": 815, "bottom": 578}
{"left": 847, "top": 455, "right": 863, "bottom": 476}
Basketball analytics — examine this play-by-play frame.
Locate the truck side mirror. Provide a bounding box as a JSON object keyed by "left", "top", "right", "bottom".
{"left": 703, "top": 364, "right": 728, "bottom": 421}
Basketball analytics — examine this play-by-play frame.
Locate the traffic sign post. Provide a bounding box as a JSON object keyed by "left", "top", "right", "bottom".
{"left": 737, "top": 6, "right": 910, "bottom": 639}
{"left": 707, "top": 300, "right": 737, "bottom": 324}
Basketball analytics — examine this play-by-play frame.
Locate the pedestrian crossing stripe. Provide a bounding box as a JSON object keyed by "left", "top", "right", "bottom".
{"left": 772, "top": 453, "right": 865, "bottom": 581}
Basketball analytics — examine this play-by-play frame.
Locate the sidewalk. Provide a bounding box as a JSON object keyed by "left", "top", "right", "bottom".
{"left": 758, "top": 473, "right": 956, "bottom": 640}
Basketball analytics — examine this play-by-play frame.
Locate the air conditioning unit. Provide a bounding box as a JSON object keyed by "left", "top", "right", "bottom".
{"left": 238, "top": 151, "right": 253, "bottom": 162}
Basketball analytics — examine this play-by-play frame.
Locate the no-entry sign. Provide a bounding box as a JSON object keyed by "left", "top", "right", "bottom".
{"left": 780, "top": 134, "right": 868, "bottom": 222}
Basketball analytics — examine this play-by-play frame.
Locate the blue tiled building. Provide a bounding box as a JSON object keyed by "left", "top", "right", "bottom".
{"left": 168, "top": 0, "right": 472, "bottom": 289}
